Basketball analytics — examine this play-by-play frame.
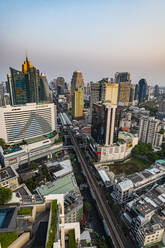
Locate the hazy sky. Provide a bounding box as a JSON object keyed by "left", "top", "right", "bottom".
{"left": 0, "top": 0, "right": 165, "bottom": 85}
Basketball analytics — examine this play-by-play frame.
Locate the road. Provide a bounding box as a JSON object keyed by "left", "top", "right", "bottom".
{"left": 68, "top": 127, "right": 132, "bottom": 248}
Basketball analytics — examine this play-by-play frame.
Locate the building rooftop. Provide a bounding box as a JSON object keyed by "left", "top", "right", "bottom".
{"left": 0, "top": 166, "right": 18, "bottom": 183}
{"left": 156, "top": 160, "right": 165, "bottom": 165}
{"left": 128, "top": 184, "right": 165, "bottom": 217}
{"left": 25, "top": 135, "right": 47, "bottom": 144}
{"left": 118, "top": 131, "right": 135, "bottom": 140}
{"left": 46, "top": 159, "right": 72, "bottom": 178}
{"left": 37, "top": 173, "right": 77, "bottom": 197}
{"left": 98, "top": 170, "right": 110, "bottom": 183}
{"left": 118, "top": 179, "right": 134, "bottom": 190}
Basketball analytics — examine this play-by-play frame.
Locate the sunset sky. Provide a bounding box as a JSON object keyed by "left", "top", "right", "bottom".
{"left": 0, "top": 0, "right": 165, "bottom": 85}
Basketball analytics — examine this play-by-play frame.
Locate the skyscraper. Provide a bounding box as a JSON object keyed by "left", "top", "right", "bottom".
{"left": 91, "top": 101, "right": 117, "bottom": 146}
{"left": 90, "top": 79, "right": 118, "bottom": 122}
{"left": 72, "top": 88, "right": 84, "bottom": 118}
{"left": 115, "top": 72, "right": 131, "bottom": 106}
{"left": 115, "top": 72, "right": 130, "bottom": 84}
{"left": 129, "top": 84, "right": 135, "bottom": 103}
{"left": 118, "top": 81, "right": 131, "bottom": 106}
{"left": 71, "top": 71, "right": 84, "bottom": 96}
{"left": 138, "top": 78, "right": 147, "bottom": 103}
{"left": 7, "top": 57, "right": 51, "bottom": 105}
{"left": 134, "top": 84, "right": 139, "bottom": 101}
{"left": 71, "top": 71, "right": 84, "bottom": 118}
{"left": 154, "top": 85, "right": 159, "bottom": 97}
{"left": 138, "top": 116, "right": 162, "bottom": 147}
{"left": 40, "top": 73, "right": 52, "bottom": 102}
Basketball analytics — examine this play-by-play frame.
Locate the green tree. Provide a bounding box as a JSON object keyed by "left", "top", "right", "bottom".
{"left": 112, "top": 202, "right": 121, "bottom": 216}
{"left": 84, "top": 201, "right": 92, "bottom": 213}
{"left": 25, "top": 178, "right": 37, "bottom": 192}
{"left": 30, "top": 161, "right": 39, "bottom": 170}
{"left": 0, "top": 187, "right": 12, "bottom": 204}
{"left": 0, "top": 138, "right": 5, "bottom": 147}
{"left": 68, "top": 230, "right": 76, "bottom": 248}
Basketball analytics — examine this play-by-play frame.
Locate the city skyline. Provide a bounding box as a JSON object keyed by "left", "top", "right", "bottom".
{"left": 1, "top": 0, "right": 165, "bottom": 85}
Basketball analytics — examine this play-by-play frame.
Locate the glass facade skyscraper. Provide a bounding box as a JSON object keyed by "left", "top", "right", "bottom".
{"left": 7, "top": 57, "right": 51, "bottom": 105}
{"left": 138, "top": 78, "right": 147, "bottom": 103}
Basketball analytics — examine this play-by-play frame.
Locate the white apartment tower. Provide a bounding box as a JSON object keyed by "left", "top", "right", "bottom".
{"left": 138, "top": 116, "right": 163, "bottom": 147}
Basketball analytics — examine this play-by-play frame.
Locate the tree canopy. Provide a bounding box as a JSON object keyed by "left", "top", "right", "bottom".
{"left": 0, "top": 187, "right": 12, "bottom": 204}
{"left": 0, "top": 138, "right": 6, "bottom": 147}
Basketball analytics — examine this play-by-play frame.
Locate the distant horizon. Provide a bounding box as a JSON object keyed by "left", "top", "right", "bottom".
{"left": 1, "top": 0, "right": 165, "bottom": 86}
{"left": 3, "top": 57, "right": 163, "bottom": 87}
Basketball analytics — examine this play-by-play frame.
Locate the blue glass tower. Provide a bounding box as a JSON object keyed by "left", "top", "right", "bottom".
{"left": 138, "top": 78, "right": 147, "bottom": 103}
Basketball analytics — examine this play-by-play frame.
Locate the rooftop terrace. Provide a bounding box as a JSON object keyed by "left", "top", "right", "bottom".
{"left": 37, "top": 173, "right": 77, "bottom": 197}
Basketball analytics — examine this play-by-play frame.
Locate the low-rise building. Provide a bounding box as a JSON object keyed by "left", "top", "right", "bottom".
{"left": 137, "top": 223, "right": 164, "bottom": 247}
{"left": 0, "top": 194, "right": 80, "bottom": 248}
{"left": 46, "top": 159, "right": 72, "bottom": 179}
{"left": 3, "top": 135, "right": 63, "bottom": 169}
{"left": 124, "top": 183, "right": 165, "bottom": 247}
{"left": 112, "top": 163, "right": 165, "bottom": 203}
{"left": 96, "top": 132, "right": 138, "bottom": 163}
{"left": 36, "top": 173, "right": 83, "bottom": 223}
{"left": 0, "top": 166, "right": 19, "bottom": 190}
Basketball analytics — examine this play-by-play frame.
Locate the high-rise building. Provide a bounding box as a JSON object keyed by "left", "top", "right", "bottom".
{"left": 72, "top": 88, "right": 84, "bottom": 118}
{"left": 118, "top": 81, "right": 131, "bottom": 106}
{"left": 40, "top": 73, "right": 52, "bottom": 102}
{"left": 91, "top": 102, "right": 117, "bottom": 146}
{"left": 114, "top": 72, "right": 131, "bottom": 106}
{"left": 129, "top": 84, "right": 135, "bottom": 103}
{"left": 101, "top": 82, "right": 118, "bottom": 104}
{"left": 55, "top": 77, "right": 67, "bottom": 95}
{"left": 0, "top": 103, "right": 56, "bottom": 143}
{"left": 158, "top": 100, "right": 165, "bottom": 114}
{"left": 71, "top": 71, "right": 84, "bottom": 118}
{"left": 115, "top": 72, "right": 130, "bottom": 84}
{"left": 134, "top": 84, "right": 139, "bottom": 101}
{"left": 71, "top": 71, "right": 84, "bottom": 96}
{"left": 138, "top": 116, "right": 162, "bottom": 147}
{"left": 7, "top": 57, "right": 51, "bottom": 105}
{"left": 154, "top": 84, "right": 159, "bottom": 97}
{"left": 138, "top": 79, "right": 147, "bottom": 103}
{"left": 90, "top": 79, "right": 118, "bottom": 122}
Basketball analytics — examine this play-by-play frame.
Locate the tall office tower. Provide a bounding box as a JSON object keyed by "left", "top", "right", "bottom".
{"left": 56, "top": 77, "right": 67, "bottom": 95}
{"left": 101, "top": 81, "right": 118, "bottom": 104}
{"left": 134, "top": 84, "right": 139, "bottom": 101}
{"left": 91, "top": 102, "right": 117, "bottom": 146}
{"left": 138, "top": 116, "right": 162, "bottom": 147}
{"left": 118, "top": 81, "right": 131, "bottom": 106}
{"left": 115, "top": 72, "right": 130, "bottom": 84}
{"left": 114, "top": 106, "right": 122, "bottom": 143}
{"left": 114, "top": 72, "right": 131, "bottom": 106}
{"left": 90, "top": 81, "right": 101, "bottom": 110}
{"left": 72, "top": 88, "right": 84, "bottom": 118}
{"left": 159, "top": 100, "right": 165, "bottom": 113}
{"left": 71, "top": 71, "right": 84, "bottom": 117}
{"left": 0, "top": 103, "right": 56, "bottom": 143}
{"left": 154, "top": 85, "right": 159, "bottom": 97}
{"left": 138, "top": 78, "right": 147, "bottom": 103}
{"left": 129, "top": 84, "right": 135, "bottom": 103}
{"left": 86, "top": 82, "right": 91, "bottom": 95}
{"left": 22, "top": 57, "right": 40, "bottom": 103}
{"left": 7, "top": 57, "right": 51, "bottom": 105}
{"left": 90, "top": 79, "right": 119, "bottom": 109}
{"left": 40, "top": 73, "right": 52, "bottom": 102}
{"left": 90, "top": 79, "right": 118, "bottom": 120}
{"left": 84, "top": 82, "right": 91, "bottom": 100}
{"left": 71, "top": 71, "right": 84, "bottom": 95}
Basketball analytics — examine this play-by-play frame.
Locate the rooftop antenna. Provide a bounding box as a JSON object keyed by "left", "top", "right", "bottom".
{"left": 25, "top": 51, "right": 28, "bottom": 61}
